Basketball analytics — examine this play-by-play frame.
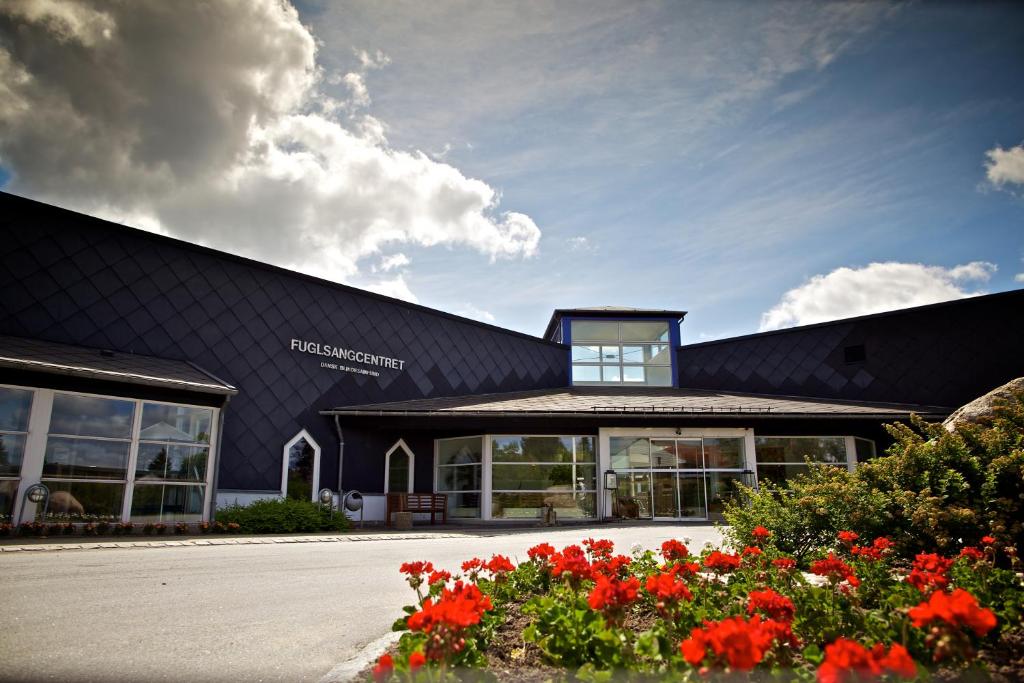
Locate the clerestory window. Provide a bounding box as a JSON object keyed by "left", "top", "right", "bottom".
{"left": 570, "top": 320, "right": 673, "bottom": 386}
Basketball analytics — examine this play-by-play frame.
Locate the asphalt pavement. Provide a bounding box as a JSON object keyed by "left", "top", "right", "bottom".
{"left": 0, "top": 523, "right": 724, "bottom": 682}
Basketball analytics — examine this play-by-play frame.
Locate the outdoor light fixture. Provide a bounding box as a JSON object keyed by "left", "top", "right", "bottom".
{"left": 603, "top": 470, "right": 618, "bottom": 490}
{"left": 318, "top": 487, "right": 334, "bottom": 505}
{"left": 25, "top": 484, "right": 48, "bottom": 504}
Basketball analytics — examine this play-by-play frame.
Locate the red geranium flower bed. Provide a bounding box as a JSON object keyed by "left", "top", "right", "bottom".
{"left": 372, "top": 532, "right": 1023, "bottom": 681}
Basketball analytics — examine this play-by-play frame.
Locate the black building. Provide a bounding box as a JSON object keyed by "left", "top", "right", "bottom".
{"left": 1, "top": 191, "right": 1021, "bottom": 525}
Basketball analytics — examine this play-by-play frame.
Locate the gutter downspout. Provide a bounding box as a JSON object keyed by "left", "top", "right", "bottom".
{"left": 209, "top": 394, "right": 231, "bottom": 520}
{"left": 334, "top": 414, "right": 345, "bottom": 494}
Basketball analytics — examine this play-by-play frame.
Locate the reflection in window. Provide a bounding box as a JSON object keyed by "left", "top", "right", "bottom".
{"left": 570, "top": 320, "right": 673, "bottom": 386}
{"left": 754, "top": 437, "right": 849, "bottom": 489}
{"left": 43, "top": 481, "right": 125, "bottom": 522}
{"left": 49, "top": 394, "right": 134, "bottom": 438}
{"left": 489, "top": 436, "right": 596, "bottom": 520}
{"left": 140, "top": 403, "right": 211, "bottom": 443}
{"left": 135, "top": 443, "right": 208, "bottom": 481}
{"left": 387, "top": 442, "right": 411, "bottom": 493}
{"left": 131, "top": 483, "right": 204, "bottom": 522}
{"left": 0, "top": 387, "right": 32, "bottom": 481}
{"left": 287, "top": 438, "right": 316, "bottom": 501}
{"left": 43, "top": 437, "right": 130, "bottom": 479}
{"left": 436, "top": 437, "right": 483, "bottom": 518}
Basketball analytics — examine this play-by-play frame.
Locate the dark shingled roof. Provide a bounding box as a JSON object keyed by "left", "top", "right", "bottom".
{"left": 544, "top": 307, "right": 687, "bottom": 339}
{"left": 322, "top": 386, "right": 950, "bottom": 418}
{"left": 0, "top": 334, "right": 237, "bottom": 395}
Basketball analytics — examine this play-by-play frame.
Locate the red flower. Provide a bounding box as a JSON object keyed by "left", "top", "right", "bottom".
{"left": 671, "top": 561, "right": 702, "bottom": 578}
{"left": 837, "top": 531, "right": 859, "bottom": 546}
{"left": 747, "top": 589, "right": 795, "bottom": 623}
{"left": 408, "top": 651, "right": 426, "bottom": 672}
{"left": 661, "top": 539, "right": 690, "bottom": 561}
{"left": 400, "top": 561, "right": 435, "bottom": 577}
{"left": 372, "top": 653, "right": 393, "bottom": 682}
{"left": 980, "top": 536, "right": 996, "bottom": 546}
{"left": 959, "top": 547, "right": 984, "bottom": 562}
{"left": 751, "top": 525, "right": 772, "bottom": 542}
{"left": 645, "top": 571, "right": 693, "bottom": 613}
{"left": 406, "top": 581, "right": 493, "bottom": 635}
{"left": 583, "top": 537, "right": 615, "bottom": 559}
{"left": 427, "top": 570, "right": 451, "bottom": 585}
{"left": 550, "top": 545, "right": 593, "bottom": 583}
{"left": 810, "top": 553, "right": 857, "bottom": 585}
{"left": 461, "top": 558, "right": 485, "bottom": 574}
{"left": 592, "top": 554, "right": 632, "bottom": 579}
{"left": 588, "top": 575, "right": 640, "bottom": 614}
{"left": 906, "top": 553, "right": 954, "bottom": 593}
{"left": 704, "top": 550, "right": 741, "bottom": 573}
{"left": 679, "top": 615, "right": 786, "bottom": 671}
{"left": 908, "top": 588, "right": 997, "bottom": 637}
{"left": 816, "top": 639, "right": 916, "bottom": 683}
{"left": 742, "top": 546, "right": 763, "bottom": 558}
{"left": 851, "top": 537, "right": 894, "bottom": 561}
{"left": 527, "top": 543, "right": 555, "bottom": 561}
{"left": 485, "top": 554, "right": 514, "bottom": 575}
{"left": 772, "top": 557, "right": 797, "bottom": 571}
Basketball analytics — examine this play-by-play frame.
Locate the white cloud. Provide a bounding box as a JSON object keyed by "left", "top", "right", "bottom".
{"left": 567, "top": 236, "right": 594, "bottom": 252}
{"left": 373, "top": 253, "right": 411, "bottom": 273}
{"left": 454, "top": 304, "right": 496, "bottom": 323}
{"left": 759, "top": 261, "right": 997, "bottom": 331}
{"left": 1015, "top": 273, "right": 1024, "bottom": 283}
{"left": 0, "top": 0, "right": 540, "bottom": 290}
{"left": 361, "top": 274, "right": 418, "bottom": 304}
{"left": 985, "top": 142, "right": 1024, "bottom": 188}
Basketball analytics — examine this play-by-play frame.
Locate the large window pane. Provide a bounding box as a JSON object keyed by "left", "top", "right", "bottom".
{"left": 445, "top": 491, "right": 480, "bottom": 519}
{"left": 40, "top": 480, "right": 124, "bottom": 521}
{"left": 854, "top": 438, "right": 876, "bottom": 461}
{"left": 622, "top": 366, "right": 645, "bottom": 382}
{"left": 755, "top": 437, "right": 846, "bottom": 464}
{"left": 704, "top": 438, "right": 744, "bottom": 469}
{"left": 609, "top": 437, "right": 650, "bottom": 469}
{"left": 645, "top": 366, "right": 673, "bottom": 387}
{"left": 572, "top": 365, "right": 601, "bottom": 383}
{"left": 492, "top": 492, "right": 595, "bottom": 519}
{"left": 619, "top": 321, "right": 669, "bottom": 342}
{"left": 135, "top": 443, "right": 208, "bottom": 481}
{"left": 50, "top": 394, "right": 134, "bottom": 439}
{"left": 600, "top": 346, "right": 620, "bottom": 363}
{"left": 0, "top": 387, "right": 32, "bottom": 432}
{"left": 492, "top": 436, "right": 575, "bottom": 463}
{"left": 492, "top": 464, "right": 596, "bottom": 491}
{"left": 602, "top": 366, "right": 621, "bottom": 382}
{"left": 676, "top": 439, "right": 702, "bottom": 468}
{"left": 131, "top": 483, "right": 204, "bottom": 522}
{"left": 621, "top": 345, "right": 644, "bottom": 363}
{"left": 756, "top": 464, "right": 813, "bottom": 487}
{"left": 646, "top": 345, "right": 672, "bottom": 365}
{"left": 570, "top": 320, "right": 619, "bottom": 342}
{"left": 43, "top": 437, "right": 129, "bottom": 479}
{"left": 436, "top": 464, "right": 482, "bottom": 492}
{"left": 0, "top": 433, "right": 26, "bottom": 476}
{"left": 0, "top": 480, "right": 18, "bottom": 521}
{"left": 140, "top": 403, "right": 212, "bottom": 443}
{"left": 651, "top": 440, "right": 677, "bottom": 468}
{"left": 706, "top": 472, "right": 744, "bottom": 519}
{"left": 571, "top": 345, "right": 601, "bottom": 363}
{"left": 437, "top": 437, "right": 482, "bottom": 466}
{"left": 613, "top": 472, "right": 651, "bottom": 519}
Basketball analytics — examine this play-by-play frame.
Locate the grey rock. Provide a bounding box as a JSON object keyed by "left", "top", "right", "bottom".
{"left": 943, "top": 377, "right": 1024, "bottom": 432}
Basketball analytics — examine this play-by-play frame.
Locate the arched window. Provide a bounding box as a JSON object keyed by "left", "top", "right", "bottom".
{"left": 384, "top": 439, "right": 414, "bottom": 493}
{"left": 282, "top": 430, "right": 321, "bottom": 502}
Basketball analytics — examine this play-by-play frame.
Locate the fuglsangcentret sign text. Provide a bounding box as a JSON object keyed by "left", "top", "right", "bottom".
{"left": 290, "top": 338, "right": 406, "bottom": 370}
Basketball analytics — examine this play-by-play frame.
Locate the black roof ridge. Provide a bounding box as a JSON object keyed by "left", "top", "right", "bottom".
{"left": 680, "top": 288, "right": 1024, "bottom": 349}
{"left": 0, "top": 191, "right": 565, "bottom": 349}
{"left": 543, "top": 307, "right": 688, "bottom": 340}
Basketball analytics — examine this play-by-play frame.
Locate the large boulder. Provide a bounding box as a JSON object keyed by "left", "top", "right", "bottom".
{"left": 943, "top": 377, "right": 1024, "bottom": 432}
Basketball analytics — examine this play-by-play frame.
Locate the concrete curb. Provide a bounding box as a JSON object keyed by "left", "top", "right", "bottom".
{"left": 0, "top": 532, "right": 471, "bottom": 553}
{"left": 319, "top": 630, "right": 403, "bottom": 683}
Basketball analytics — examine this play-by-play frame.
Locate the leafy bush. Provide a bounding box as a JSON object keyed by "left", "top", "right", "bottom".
{"left": 726, "top": 389, "right": 1024, "bottom": 559}
{"left": 216, "top": 498, "right": 348, "bottom": 534}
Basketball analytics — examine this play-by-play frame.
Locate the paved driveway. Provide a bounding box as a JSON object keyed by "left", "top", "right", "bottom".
{"left": 0, "top": 523, "right": 723, "bottom": 682}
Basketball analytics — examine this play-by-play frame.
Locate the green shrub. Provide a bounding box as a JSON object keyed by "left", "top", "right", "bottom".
{"left": 216, "top": 498, "right": 349, "bottom": 534}
{"left": 726, "top": 388, "right": 1024, "bottom": 560}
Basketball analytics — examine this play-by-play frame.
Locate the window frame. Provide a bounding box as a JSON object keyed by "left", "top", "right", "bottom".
{"left": 488, "top": 434, "right": 598, "bottom": 520}
{"left": 384, "top": 438, "right": 415, "bottom": 494}
{"left": 568, "top": 319, "right": 674, "bottom": 387}
{"left": 282, "top": 428, "right": 322, "bottom": 503}
{"left": 752, "top": 435, "right": 858, "bottom": 489}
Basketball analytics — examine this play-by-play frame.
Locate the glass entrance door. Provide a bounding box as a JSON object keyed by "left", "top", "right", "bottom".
{"left": 652, "top": 472, "right": 679, "bottom": 518}
{"left": 678, "top": 472, "right": 707, "bottom": 519}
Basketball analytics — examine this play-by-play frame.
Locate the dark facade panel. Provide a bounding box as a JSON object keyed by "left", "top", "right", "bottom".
{"left": 678, "top": 291, "right": 1024, "bottom": 408}
{"left": 0, "top": 193, "right": 569, "bottom": 492}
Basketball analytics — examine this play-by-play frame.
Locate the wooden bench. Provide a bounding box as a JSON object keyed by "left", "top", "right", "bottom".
{"left": 386, "top": 493, "right": 448, "bottom": 527}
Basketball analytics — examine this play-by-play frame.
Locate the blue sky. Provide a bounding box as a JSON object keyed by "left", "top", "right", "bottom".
{"left": 1, "top": 1, "right": 1022, "bottom": 341}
